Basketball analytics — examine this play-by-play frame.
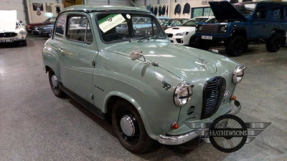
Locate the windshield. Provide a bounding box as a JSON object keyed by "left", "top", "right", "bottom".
{"left": 194, "top": 18, "right": 209, "bottom": 22}
{"left": 181, "top": 20, "right": 197, "bottom": 26}
{"left": 43, "top": 18, "right": 50, "bottom": 23}
{"left": 97, "top": 13, "right": 166, "bottom": 43}
{"left": 50, "top": 17, "right": 56, "bottom": 24}
{"left": 233, "top": 3, "right": 256, "bottom": 15}
{"left": 165, "top": 19, "right": 187, "bottom": 26}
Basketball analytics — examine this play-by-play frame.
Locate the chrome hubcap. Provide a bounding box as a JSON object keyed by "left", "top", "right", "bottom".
{"left": 120, "top": 115, "right": 135, "bottom": 137}
{"left": 51, "top": 75, "right": 58, "bottom": 88}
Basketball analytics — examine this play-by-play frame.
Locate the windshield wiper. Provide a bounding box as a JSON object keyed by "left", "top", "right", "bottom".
{"left": 138, "top": 35, "right": 152, "bottom": 42}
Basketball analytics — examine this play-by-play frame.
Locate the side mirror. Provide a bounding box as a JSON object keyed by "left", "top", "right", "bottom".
{"left": 130, "top": 50, "right": 146, "bottom": 63}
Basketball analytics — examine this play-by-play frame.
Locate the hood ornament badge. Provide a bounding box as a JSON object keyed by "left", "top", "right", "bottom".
{"left": 194, "top": 57, "right": 208, "bottom": 69}
{"left": 130, "top": 50, "right": 159, "bottom": 67}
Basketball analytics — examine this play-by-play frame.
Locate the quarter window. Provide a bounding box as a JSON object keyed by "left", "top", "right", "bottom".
{"left": 270, "top": 8, "right": 284, "bottom": 21}
{"left": 55, "top": 14, "right": 66, "bottom": 37}
{"left": 66, "top": 15, "right": 93, "bottom": 43}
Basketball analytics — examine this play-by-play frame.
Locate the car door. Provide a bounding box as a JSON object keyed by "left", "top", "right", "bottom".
{"left": 251, "top": 5, "right": 268, "bottom": 39}
{"left": 60, "top": 13, "right": 98, "bottom": 104}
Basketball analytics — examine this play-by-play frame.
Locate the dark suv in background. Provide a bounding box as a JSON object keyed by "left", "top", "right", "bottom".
{"left": 193, "top": 1, "right": 287, "bottom": 56}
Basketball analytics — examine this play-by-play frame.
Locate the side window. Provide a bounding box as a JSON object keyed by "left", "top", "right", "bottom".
{"left": 66, "top": 15, "right": 93, "bottom": 43}
{"left": 270, "top": 7, "right": 284, "bottom": 21}
{"left": 55, "top": 14, "right": 66, "bottom": 37}
{"left": 254, "top": 6, "right": 267, "bottom": 21}
{"left": 86, "top": 23, "right": 93, "bottom": 43}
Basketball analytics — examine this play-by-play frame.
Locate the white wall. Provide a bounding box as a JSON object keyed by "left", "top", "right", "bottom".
{"left": 0, "top": 0, "right": 27, "bottom": 24}
{"left": 27, "top": 0, "right": 64, "bottom": 23}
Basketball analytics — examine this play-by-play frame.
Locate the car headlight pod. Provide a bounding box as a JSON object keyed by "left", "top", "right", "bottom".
{"left": 233, "top": 66, "right": 247, "bottom": 83}
{"left": 176, "top": 32, "right": 189, "bottom": 36}
{"left": 173, "top": 82, "right": 194, "bottom": 107}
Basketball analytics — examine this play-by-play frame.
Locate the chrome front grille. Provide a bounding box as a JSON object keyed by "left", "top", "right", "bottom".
{"left": 202, "top": 25, "right": 219, "bottom": 34}
{"left": 202, "top": 76, "right": 226, "bottom": 119}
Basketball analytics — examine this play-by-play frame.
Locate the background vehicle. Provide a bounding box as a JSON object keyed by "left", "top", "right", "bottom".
{"left": 27, "top": 17, "right": 56, "bottom": 33}
{"left": 33, "top": 24, "right": 54, "bottom": 36}
{"left": 165, "top": 20, "right": 197, "bottom": 45}
{"left": 193, "top": 1, "right": 287, "bottom": 56}
{"left": 161, "top": 18, "right": 189, "bottom": 30}
{"left": 157, "top": 16, "right": 170, "bottom": 25}
{"left": 0, "top": 10, "right": 27, "bottom": 46}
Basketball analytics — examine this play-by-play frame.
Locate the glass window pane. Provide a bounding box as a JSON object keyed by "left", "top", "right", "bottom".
{"left": 193, "top": 8, "right": 203, "bottom": 18}
{"left": 86, "top": 22, "right": 93, "bottom": 43}
{"left": 66, "top": 16, "right": 87, "bottom": 42}
{"left": 55, "top": 14, "right": 66, "bottom": 37}
{"left": 203, "top": 8, "right": 213, "bottom": 16}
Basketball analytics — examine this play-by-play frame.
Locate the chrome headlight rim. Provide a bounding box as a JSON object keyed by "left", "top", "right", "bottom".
{"left": 173, "top": 81, "right": 194, "bottom": 107}
{"left": 233, "top": 65, "right": 247, "bottom": 84}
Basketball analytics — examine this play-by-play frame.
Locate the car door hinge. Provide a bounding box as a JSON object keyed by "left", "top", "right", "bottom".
{"left": 90, "top": 94, "right": 94, "bottom": 100}
{"left": 91, "top": 60, "right": 96, "bottom": 67}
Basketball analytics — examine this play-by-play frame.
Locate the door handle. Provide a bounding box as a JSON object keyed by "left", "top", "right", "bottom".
{"left": 59, "top": 47, "right": 65, "bottom": 55}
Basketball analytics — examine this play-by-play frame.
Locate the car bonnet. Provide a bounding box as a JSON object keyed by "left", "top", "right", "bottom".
{"left": 0, "top": 10, "right": 17, "bottom": 32}
{"left": 209, "top": 1, "right": 247, "bottom": 22}
{"left": 105, "top": 41, "right": 221, "bottom": 79}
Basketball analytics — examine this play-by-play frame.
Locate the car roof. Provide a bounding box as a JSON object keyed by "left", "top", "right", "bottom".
{"left": 63, "top": 5, "right": 150, "bottom": 13}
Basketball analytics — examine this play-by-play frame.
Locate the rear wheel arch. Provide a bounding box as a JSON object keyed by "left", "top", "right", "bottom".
{"left": 271, "top": 29, "right": 285, "bottom": 38}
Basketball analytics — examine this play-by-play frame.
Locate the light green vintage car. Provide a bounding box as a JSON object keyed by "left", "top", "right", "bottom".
{"left": 42, "top": 5, "right": 246, "bottom": 153}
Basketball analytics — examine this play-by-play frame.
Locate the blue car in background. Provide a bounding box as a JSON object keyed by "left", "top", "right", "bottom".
{"left": 193, "top": 1, "right": 287, "bottom": 56}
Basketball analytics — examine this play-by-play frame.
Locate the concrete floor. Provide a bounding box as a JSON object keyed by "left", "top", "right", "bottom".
{"left": 0, "top": 36, "right": 287, "bottom": 161}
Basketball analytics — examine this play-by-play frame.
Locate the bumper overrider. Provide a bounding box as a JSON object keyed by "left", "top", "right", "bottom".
{"left": 158, "top": 100, "right": 241, "bottom": 145}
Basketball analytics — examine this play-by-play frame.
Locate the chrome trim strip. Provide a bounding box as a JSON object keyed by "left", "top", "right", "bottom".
{"left": 158, "top": 100, "right": 241, "bottom": 145}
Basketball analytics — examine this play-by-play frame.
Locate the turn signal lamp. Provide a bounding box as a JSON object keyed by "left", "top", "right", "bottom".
{"left": 172, "top": 122, "right": 179, "bottom": 129}
{"left": 231, "top": 95, "right": 236, "bottom": 101}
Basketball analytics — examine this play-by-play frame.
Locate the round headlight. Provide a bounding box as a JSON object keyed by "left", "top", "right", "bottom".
{"left": 20, "top": 30, "right": 26, "bottom": 35}
{"left": 220, "top": 26, "right": 225, "bottom": 32}
{"left": 199, "top": 26, "right": 202, "bottom": 31}
{"left": 173, "top": 82, "right": 194, "bottom": 107}
{"left": 233, "top": 66, "right": 247, "bottom": 83}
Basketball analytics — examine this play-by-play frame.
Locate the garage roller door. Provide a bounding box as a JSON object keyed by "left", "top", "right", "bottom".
{"left": 0, "top": 0, "right": 26, "bottom": 24}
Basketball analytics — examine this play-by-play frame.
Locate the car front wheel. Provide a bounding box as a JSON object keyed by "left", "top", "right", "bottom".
{"left": 48, "top": 69, "right": 65, "bottom": 98}
{"left": 266, "top": 34, "right": 283, "bottom": 52}
{"left": 112, "top": 99, "right": 154, "bottom": 153}
{"left": 226, "top": 36, "right": 245, "bottom": 56}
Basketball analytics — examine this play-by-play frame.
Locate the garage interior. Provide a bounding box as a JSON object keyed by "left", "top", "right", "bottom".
{"left": 1, "top": 0, "right": 287, "bottom": 160}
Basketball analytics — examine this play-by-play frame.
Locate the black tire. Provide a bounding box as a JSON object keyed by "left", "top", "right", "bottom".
{"left": 22, "top": 40, "right": 27, "bottom": 46}
{"left": 244, "top": 42, "right": 249, "bottom": 52}
{"left": 112, "top": 99, "right": 154, "bottom": 153}
{"left": 48, "top": 69, "right": 65, "bottom": 98}
{"left": 266, "top": 34, "right": 283, "bottom": 52}
{"left": 190, "top": 38, "right": 211, "bottom": 50}
{"left": 226, "top": 36, "right": 245, "bottom": 56}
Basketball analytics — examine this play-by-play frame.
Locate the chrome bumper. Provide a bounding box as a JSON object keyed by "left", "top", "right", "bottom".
{"left": 158, "top": 100, "right": 241, "bottom": 145}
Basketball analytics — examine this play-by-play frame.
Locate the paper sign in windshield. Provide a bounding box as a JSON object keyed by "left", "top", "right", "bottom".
{"left": 98, "top": 14, "right": 125, "bottom": 33}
